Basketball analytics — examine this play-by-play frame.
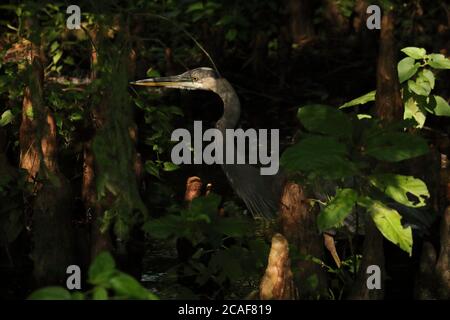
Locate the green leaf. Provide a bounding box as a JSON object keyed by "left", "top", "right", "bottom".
{"left": 404, "top": 98, "right": 426, "bottom": 128}
{"left": 146, "top": 69, "right": 160, "bottom": 77}
{"left": 110, "top": 272, "right": 158, "bottom": 300}
{"left": 144, "top": 160, "right": 160, "bottom": 178}
{"left": 397, "top": 57, "right": 419, "bottom": 83}
{"left": 420, "top": 69, "right": 435, "bottom": 89}
{"left": 365, "top": 132, "right": 428, "bottom": 162}
{"left": 53, "top": 50, "right": 63, "bottom": 65}
{"left": 186, "top": 2, "right": 204, "bottom": 13}
{"left": 369, "top": 174, "right": 429, "bottom": 208}
{"left": 317, "top": 188, "right": 358, "bottom": 232}
{"left": 428, "top": 54, "right": 450, "bottom": 69}
{"left": 340, "top": 91, "right": 376, "bottom": 109}
{"left": 357, "top": 114, "right": 372, "bottom": 119}
{"left": 92, "top": 287, "right": 108, "bottom": 300}
{"left": 367, "top": 201, "right": 413, "bottom": 256}
{"left": 408, "top": 79, "right": 431, "bottom": 96}
{"left": 281, "top": 136, "right": 356, "bottom": 179}
{"left": 0, "top": 109, "right": 13, "bottom": 126}
{"left": 28, "top": 287, "right": 72, "bottom": 300}
{"left": 71, "top": 292, "right": 85, "bottom": 300}
{"left": 88, "top": 251, "right": 116, "bottom": 285}
{"left": 162, "top": 162, "right": 179, "bottom": 172}
{"left": 297, "top": 104, "right": 352, "bottom": 138}
{"left": 430, "top": 96, "right": 450, "bottom": 117}
{"left": 401, "top": 47, "right": 426, "bottom": 60}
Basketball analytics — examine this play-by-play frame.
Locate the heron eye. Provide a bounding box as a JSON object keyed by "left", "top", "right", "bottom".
{"left": 192, "top": 76, "right": 198, "bottom": 82}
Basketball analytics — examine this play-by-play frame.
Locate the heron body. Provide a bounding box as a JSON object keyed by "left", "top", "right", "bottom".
{"left": 132, "top": 67, "right": 284, "bottom": 219}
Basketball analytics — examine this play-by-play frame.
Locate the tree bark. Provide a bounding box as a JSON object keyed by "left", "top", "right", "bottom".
{"left": 279, "top": 182, "right": 328, "bottom": 299}
{"left": 374, "top": 10, "right": 403, "bottom": 121}
{"left": 287, "top": 0, "right": 315, "bottom": 46}
{"left": 18, "top": 25, "right": 73, "bottom": 286}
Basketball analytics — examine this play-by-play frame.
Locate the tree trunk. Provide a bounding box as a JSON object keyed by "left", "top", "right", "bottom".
{"left": 279, "top": 182, "right": 328, "bottom": 299}
{"left": 287, "top": 0, "right": 315, "bottom": 46}
{"left": 374, "top": 10, "right": 403, "bottom": 121}
{"left": 18, "top": 26, "right": 73, "bottom": 286}
{"left": 348, "top": 8, "right": 403, "bottom": 299}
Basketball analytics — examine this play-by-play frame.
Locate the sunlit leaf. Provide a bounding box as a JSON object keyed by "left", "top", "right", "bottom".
{"left": 401, "top": 47, "right": 426, "bottom": 60}
{"left": 317, "top": 188, "right": 358, "bottom": 232}
{"left": 404, "top": 98, "right": 426, "bottom": 128}
{"left": 398, "top": 57, "right": 419, "bottom": 83}
{"left": 0, "top": 109, "right": 13, "bottom": 126}
{"left": 428, "top": 53, "right": 450, "bottom": 69}
{"left": 340, "top": 91, "right": 376, "bottom": 109}
{"left": 430, "top": 96, "right": 450, "bottom": 116}
{"left": 369, "top": 174, "right": 429, "bottom": 208}
{"left": 367, "top": 200, "right": 413, "bottom": 256}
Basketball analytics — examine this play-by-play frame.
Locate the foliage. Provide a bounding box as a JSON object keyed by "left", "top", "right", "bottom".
{"left": 142, "top": 194, "right": 269, "bottom": 299}
{"left": 281, "top": 105, "right": 430, "bottom": 255}
{"left": 28, "top": 252, "right": 158, "bottom": 300}
{"left": 340, "top": 47, "right": 450, "bottom": 128}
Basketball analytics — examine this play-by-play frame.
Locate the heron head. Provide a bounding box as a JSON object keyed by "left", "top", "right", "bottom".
{"left": 130, "top": 67, "right": 220, "bottom": 91}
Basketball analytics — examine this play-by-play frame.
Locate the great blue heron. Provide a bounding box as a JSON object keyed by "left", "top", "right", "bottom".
{"left": 131, "top": 67, "right": 284, "bottom": 219}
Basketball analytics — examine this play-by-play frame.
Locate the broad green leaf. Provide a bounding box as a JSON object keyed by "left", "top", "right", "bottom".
{"left": 28, "top": 287, "right": 72, "bottom": 300}
{"left": 397, "top": 57, "right": 419, "bottom": 83}
{"left": 431, "top": 96, "right": 450, "bottom": 117}
{"left": 88, "top": 251, "right": 116, "bottom": 285}
{"left": 365, "top": 132, "right": 428, "bottom": 162}
{"left": 110, "top": 273, "right": 158, "bottom": 300}
{"left": 281, "top": 136, "right": 357, "bottom": 179}
{"left": 428, "top": 53, "right": 450, "bottom": 69}
{"left": 404, "top": 98, "right": 426, "bottom": 128}
{"left": 297, "top": 105, "right": 352, "bottom": 138}
{"left": 408, "top": 79, "right": 431, "bottom": 96}
{"left": 420, "top": 69, "right": 435, "bottom": 89}
{"left": 369, "top": 174, "right": 429, "bottom": 208}
{"left": 317, "top": 188, "right": 358, "bottom": 232}
{"left": 367, "top": 201, "right": 413, "bottom": 256}
{"left": 0, "top": 109, "right": 13, "bottom": 126}
{"left": 144, "top": 160, "right": 160, "bottom": 178}
{"left": 401, "top": 47, "right": 426, "bottom": 60}
{"left": 340, "top": 91, "right": 376, "bottom": 109}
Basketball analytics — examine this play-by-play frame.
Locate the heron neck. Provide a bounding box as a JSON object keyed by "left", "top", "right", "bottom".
{"left": 213, "top": 78, "right": 241, "bottom": 131}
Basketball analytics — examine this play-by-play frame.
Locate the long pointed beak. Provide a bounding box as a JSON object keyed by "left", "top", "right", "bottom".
{"left": 130, "top": 75, "right": 198, "bottom": 90}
